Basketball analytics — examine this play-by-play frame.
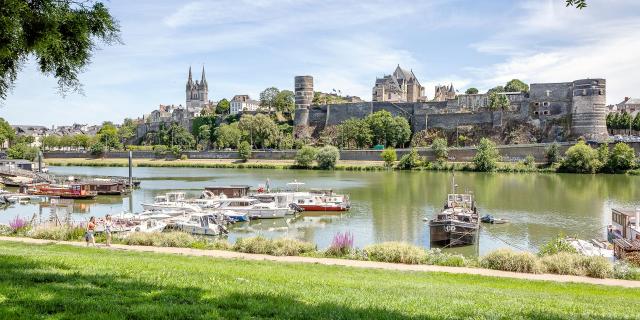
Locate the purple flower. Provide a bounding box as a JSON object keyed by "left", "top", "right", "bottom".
{"left": 330, "top": 231, "right": 354, "bottom": 253}
{"left": 9, "top": 215, "right": 28, "bottom": 232}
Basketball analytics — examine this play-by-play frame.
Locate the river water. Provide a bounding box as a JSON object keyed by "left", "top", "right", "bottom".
{"left": 2, "top": 166, "right": 639, "bottom": 256}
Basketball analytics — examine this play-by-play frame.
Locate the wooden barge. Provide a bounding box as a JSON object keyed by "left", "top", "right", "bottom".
{"left": 429, "top": 177, "right": 480, "bottom": 247}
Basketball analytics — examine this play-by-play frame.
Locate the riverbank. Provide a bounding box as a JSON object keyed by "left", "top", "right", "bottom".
{"left": 1, "top": 240, "right": 639, "bottom": 319}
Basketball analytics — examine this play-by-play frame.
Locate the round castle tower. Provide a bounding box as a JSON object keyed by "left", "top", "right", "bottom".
{"left": 570, "top": 79, "right": 607, "bottom": 141}
{"left": 294, "top": 76, "right": 313, "bottom": 128}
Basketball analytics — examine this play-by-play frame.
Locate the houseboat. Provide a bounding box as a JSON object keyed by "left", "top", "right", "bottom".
{"left": 86, "top": 179, "right": 129, "bottom": 195}
{"left": 608, "top": 208, "right": 640, "bottom": 259}
{"left": 428, "top": 177, "right": 479, "bottom": 247}
{"left": 26, "top": 183, "right": 97, "bottom": 200}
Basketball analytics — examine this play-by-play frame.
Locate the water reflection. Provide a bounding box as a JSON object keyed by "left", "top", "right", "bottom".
{"left": 0, "top": 166, "right": 638, "bottom": 256}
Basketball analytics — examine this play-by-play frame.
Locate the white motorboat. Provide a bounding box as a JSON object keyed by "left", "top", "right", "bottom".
{"left": 173, "top": 213, "right": 227, "bottom": 236}
{"left": 215, "top": 209, "right": 250, "bottom": 222}
{"left": 132, "top": 219, "right": 167, "bottom": 233}
{"left": 215, "top": 198, "right": 289, "bottom": 219}
{"left": 141, "top": 192, "right": 201, "bottom": 213}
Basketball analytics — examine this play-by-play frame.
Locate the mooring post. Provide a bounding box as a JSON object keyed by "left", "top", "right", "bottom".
{"left": 37, "top": 150, "right": 43, "bottom": 173}
{"left": 128, "top": 150, "right": 133, "bottom": 188}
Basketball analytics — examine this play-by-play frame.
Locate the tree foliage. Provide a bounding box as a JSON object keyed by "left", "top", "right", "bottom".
{"left": 431, "top": 138, "right": 448, "bottom": 162}
{"left": 365, "top": 110, "right": 410, "bottom": 147}
{"left": 488, "top": 92, "right": 510, "bottom": 111}
{"left": 559, "top": 141, "right": 602, "bottom": 173}
{"left": 465, "top": 88, "right": 479, "bottom": 94}
{"left": 0, "top": 0, "right": 121, "bottom": 100}
{"left": 316, "top": 145, "right": 340, "bottom": 169}
{"left": 504, "top": 79, "right": 529, "bottom": 93}
{"left": 274, "top": 90, "right": 295, "bottom": 114}
{"left": 545, "top": 142, "right": 561, "bottom": 165}
{"left": 216, "top": 98, "right": 230, "bottom": 115}
{"left": 295, "top": 145, "right": 317, "bottom": 168}
{"left": 118, "top": 118, "right": 137, "bottom": 145}
{"left": 606, "top": 142, "right": 636, "bottom": 173}
{"left": 566, "top": 0, "right": 587, "bottom": 9}
{"left": 237, "top": 141, "right": 252, "bottom": 161}
{"left": 381, "top": 148, "right": 397, "bottom": 167}
{"left": 238, "top": 114, "right": 278, "bottom": 149}
{"left": 7, "top": 143, "right": 38, "bottom": 160}
{"left": 259, "top": 87, "right": 279, "bottom": 112}
{"left": 97, "top": 122, "right": 120, "bottom": 151}
{"left": 473, "top": 138, "right": 501, "bottom": 172}
{"left": 215, "top": 123, "right": 242, "bottom": 149}
{"left": 159, "top": 123, "right": 195, "bottom": 150}
{"left": 0, "top": 117, "right": 16, "bottom": 146}
{"left": 397, "top": 149, "right": 423, "bottom": 170}
{"left": 336, "top": 118, "right": 372, "bottom": 149}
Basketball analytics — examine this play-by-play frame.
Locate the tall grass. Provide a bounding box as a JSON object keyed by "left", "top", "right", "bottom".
{"left": 28, "top": 226, "right": 86, "bottom": 241}
{"left": 117, "top": 232, "right": 197, "bottom": 247}
{"left": 233, "top": 236, "right": 316, "bottom": 256}
{"left": 480, "top": 249, "right": 542, "bottom": 274}
{"left": 363, "top": 242, "right": 426, "bottom": 264}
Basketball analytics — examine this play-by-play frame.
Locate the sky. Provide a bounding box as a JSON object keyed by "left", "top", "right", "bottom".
{"left": 2, "top": 0, "right": 640, "bottom": 127}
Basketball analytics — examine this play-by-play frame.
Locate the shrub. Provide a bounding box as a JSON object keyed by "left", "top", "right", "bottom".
{"left": 206, "top": 239, "right": 233, "bottom": 251}
{"left": 325, "top": 231, "right": 354, "bottom": 257}
{"left": 538, "top": 236, "right": 577, "bottom": 256}
{"left": 606, "top": 142, "right": 636, "bottom": 172}
{"left": 294, "top": 145, "right": 317, "bottom": 168}
{"left": 540, "top": 252, "right": 584, "bottom": 275}
{"left": 424, "top": 248, "right": 466, "bottom": 267}
{"left": 238, "top": 141, "right": 252, "bottom": 162}
{"left": 363, "top": 242, "right": 426, "bottom": 264}
{"left": 90, "top": 142, "right": 106, "bottom": 157}
{"left": 119, "top": 232, "right": 196, "bottom": 247}
{"left": 580, "top": 255, "right": 612, "bottom": 279}
{"left": 28, "top": 226, "right": 85, "bottom": 241}
{"left": 559, "top": 141, "right": 602, "bottom": 173}
{"left": 180, "top": 154, "right": 188, "bottom": 160}
{"left": 523, "top": 155, "right": 535, "bottom": 168}
{"left": 316, "top": 145, "right": 340, "bottom": 169}
{"left": 169, "top": 145, "right": 181, "bottom": 158}
{"left": 613, "top": 261, "right": 640, "bottom": 280}
{"left": 397, "top": 149, "right": 423, "bottom": 170}
{"left": 153, "top": 145, "right": 168, "bottom": 156}
{"left": 473, "top": 138, "right": 501, "bottom": 172}
{"left": 545, "top": 142, "right": 561, "bottom": 165}
{"left": 8, "top": 215, "right": 29, "bottom": 234}
{"left": 480, "top": 249, "right": 541, "bottom": 273}
{"left": 431, "top": 138, "right": 448, "bottom": 162}
{"left": 380, "top": 148, "right": 397, "bottom": 168}
{"left": 233, "top": 237, "right": 315, "bottom": 256}
{"left": 7, "top": 143, "right": 39, "bottom": 161}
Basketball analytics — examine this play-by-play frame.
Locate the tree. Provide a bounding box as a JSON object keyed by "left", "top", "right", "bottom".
{"left": 238, "top": 114, "right": 278, "bottom": 148}
{"left": 431, "top": 138, "right": 448, "bottom": 162}
{"left": 633, "top": 113, "right": 640, "bottom": 131}
{"left": 7, "top": 143, "right": 38, "bottom": 161}
{"left": 90, "top": 141, "right": 106, "bottom": 157}
{"left": 381, "top": 148, "right": 397, "bottom": 168}
{"left": 238, "top": 141, "right": 252, "bottom": 161}
{"left": 473, "top": 138, "right": 501, "bottom": 172}
{"left": 97, "top": 122, "right": 120, "bottom": 151}
{"left": 606, "top": 142, "right": 636, "bottom": 173}
{"left": 161, "top": 123, "right": 195, "bottom": 150}
{"left": 295, "top": 145, "right": 317, "bottom": 168}
{"left": 618, "top": 111, "right": 633, "bottom": 131}
{"left": 316, "top": 145, "right": 340, "bottom": 169}
{"left": 566, "top": 0, "right": 587, "bottom": 9}
{"left": 74, "top": 134, "right": 91, "bottom": 150}
{"left": 465, "top": 88, "right": 479, "bottom": 94}
{"left": 488, "top": 92, "right": 510, "bottom": 111}
{"left": 397, "top": 149, "right": 423, "bottom": 170}
{"left": 216, "top": 98, "right": 230, "bottom": 115}
{"left": 274, "top": 90, "right": 295, "bottom": 114}
{"left": 0, "top": 0, "right": 120, "bottom": 100}
{"left": 365, "top": 110, "right": 411, "bottom": 147}
{"left": 259, "top": 87, "right": 280, "bottom": 113}
{"left": 118, "top": 118, "right": 137, "bottom": 145}
{"left": 197, "top": 125, "right": 211, "bottom": 149}
{"left": 504, "top": 79, "right": 529, "bottom": 93}
{"left": 487, "top": 86, "right": 504, "bottom": 94}
{"left": 336, "top": 118, "right": 372, "bottom": 149}
{"left": 559, "top": 141, "right": 601, "bottom": 173}
{"left": 215, "top": 123, "right": 242, "bottom": 149}
{"left": 606, "top": 113, "right": 614, "bottom": 129}
{"left": 596, "top": 143, "right": 609, "bottom": 169}
{"left": 0, "top": 118, "right": 15, "bottom": 146}
{"left": 545, "top": 142, "right": 561, "bottom": 165}
{"left": 41, "top": 135, "right": 60, "bottom": 151}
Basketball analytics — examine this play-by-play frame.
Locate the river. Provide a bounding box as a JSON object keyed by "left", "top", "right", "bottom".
{"left": 2, "top": 166, "right": 639, "bottom": 256}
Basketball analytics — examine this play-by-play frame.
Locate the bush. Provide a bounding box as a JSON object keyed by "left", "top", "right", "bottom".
{"left": 538, "top": 236, "right": 577, "bottom": 256}
{"left": 180, "top": 154, "right": 188, "bottom": 160}
{"left": 480, "top": 249, "right": 541, "bottom": 273}
{"left": 523, "top": 155, "right": 535, "bottom": 168}
{"left": 580, "top": 255, "right": 612, "bottom": 279}
{"left": 90, "top": 142, "right": 106, "bottom": 157}
{"left": 153, "top": 145, "right": 168, "bottom": 156}
{"left": 119, "top": 232, "right": 196, "bottom": 247}
{"left": 363, "top": 242, "right": 426, "bottom": 264}
{"left": 397, "top": 149, "right": 423, "bottom": 170}
{"left": 559, "top": 141, "right": 602, "bottom": 173}
{"left": 380, "top": 148, "right": 397, "bottom": 168}
{"left": 294, "top": 145, "right": 317, "bottom": 168}
{"left": 316, "top": 145, "right": 340, "bottom": 169}
{"left": 424, "top": 248, "right": 467, "bottom": 267}
{"left": 7, "top": 143, "right": 39, "bottom": 161}
{"left": 233, "top": 237, "right": 316, "bottom": 256}
{"left": 238, "top": 141, "right": 252, "bottom": 162}
{"left": 606, "top": 142, "right": 636, "bottom": 172}
{"left": 28, "top": 226, "right": 85, "bottom": 241}
{"left": 473, "top": 138, "right": 501, "bottom": 172}
{"left": 431, "top": 138, "right": 448, "bottom": 162}
{"left": 613, "top": 261, "right": 640, "bottom": 280}
{"left": 545, "top": 142, "right": 561, "bottom": 165}
{"left": 540, "top": 252, "right": 585, "bottom": 276}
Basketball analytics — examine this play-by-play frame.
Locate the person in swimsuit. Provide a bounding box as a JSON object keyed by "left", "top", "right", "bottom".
{"left": 85, "top": 216, "right": 96, "bottom": 247}
{"left": 104, "top": 214, "right": 113, "bottom": 247}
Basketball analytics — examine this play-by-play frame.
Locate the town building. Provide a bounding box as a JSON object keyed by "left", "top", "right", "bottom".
{"left": 614, "top": 97, "right": 640, "bottom": 116}
{"left": 230, "top": 95, "right": 261, "bottom": 115}
{"left": 12, "top": 125, "right": 50, "bottom": 147}
{"left": 372, "top": 65, "right": 425, "bottom": 102}
{"left": 433, "top": 84, "right": 456, "bottom": 102}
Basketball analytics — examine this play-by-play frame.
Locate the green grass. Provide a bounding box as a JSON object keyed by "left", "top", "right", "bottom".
{"left": 1, "top": 241, "right": 639, "bottom": 319}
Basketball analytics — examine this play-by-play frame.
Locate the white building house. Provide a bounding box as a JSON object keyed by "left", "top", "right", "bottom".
{"left": 230, "top": 95, "right": 261, "bottom": 115}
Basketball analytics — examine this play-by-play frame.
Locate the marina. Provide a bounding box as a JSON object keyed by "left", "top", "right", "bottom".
{"left": 1, "top": 165, "right": 640, "bottom": 256}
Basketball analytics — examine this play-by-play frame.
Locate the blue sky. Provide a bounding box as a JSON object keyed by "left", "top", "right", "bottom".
{"left": 2, "top": 0, "right": 640, "bottom": 126}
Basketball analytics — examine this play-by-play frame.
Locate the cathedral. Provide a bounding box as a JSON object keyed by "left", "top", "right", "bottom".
{"left": 185, "top": 66, "right": 210, "bottom": 111}
{"left": 372, "top": 65, "right": 425, "bottom": 102}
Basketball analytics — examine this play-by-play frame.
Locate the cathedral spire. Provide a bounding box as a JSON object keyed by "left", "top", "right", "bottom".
{"left": 186, "top": 66, "right": 194, "bottom": 89}
{"left": 200, "top": 65, "right": 207, "bottom": 89}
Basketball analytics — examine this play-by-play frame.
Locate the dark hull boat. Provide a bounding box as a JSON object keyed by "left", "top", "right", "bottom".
{"left": 428, "top": 177, "right": 480, "bottom": 247}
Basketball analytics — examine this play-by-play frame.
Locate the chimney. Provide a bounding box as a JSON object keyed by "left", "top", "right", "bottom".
{"left": 625, "top": 97, "right": 630, "bottom": 102}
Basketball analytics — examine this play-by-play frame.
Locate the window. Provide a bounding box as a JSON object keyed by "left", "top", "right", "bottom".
{"left": 534, "top": 102, "right": 540, "bottom": 106}
{"left": 543, "top": 102, "right": 549, "bottom": 107}
{"left": 534, "top": 111, "right": 539, "bottom": 115}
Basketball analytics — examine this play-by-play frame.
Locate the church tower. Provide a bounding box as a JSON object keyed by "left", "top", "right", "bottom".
{"left": 186, "top": 65, "right": 208, "bottom": 111}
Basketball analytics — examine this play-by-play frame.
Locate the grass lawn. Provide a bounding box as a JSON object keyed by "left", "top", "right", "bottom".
{"left": 0, "top": 242, "right": 638, "bottom": 319}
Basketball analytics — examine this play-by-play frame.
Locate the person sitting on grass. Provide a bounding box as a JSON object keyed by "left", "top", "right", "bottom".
{"left": 85, "top": 216, "right": 96, "bottom": 247}
{"left": 104, "top": 214, "right": 113, "bottom": 247}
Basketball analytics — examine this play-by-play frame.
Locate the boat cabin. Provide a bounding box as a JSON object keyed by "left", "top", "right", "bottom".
{"left": 87, "top": 181, "right": 127, "bottom": 195}
{"left": 609, "top": 208, "right": 640, "bottom": 241}
{"left": 218, "top": 198, "right": 261, "bottom": 207}
{"left": 446, "top": 194, "right": 474, "bottom": 209}
{"left": 205, "top": 185, "right": 250, "bottom": 198}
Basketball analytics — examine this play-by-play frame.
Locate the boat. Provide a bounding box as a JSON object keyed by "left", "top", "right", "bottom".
{"left": 480, "top": 215, "right": 509, "bottom": 224}
{"left": 132, "top": 218, "right": 167, "bottom": 233}
{"left": 214, "top": 198, "right": 289, "bottom": 219}
{"left": 26, "top": 183, "right": 97, "bottom": 199}
{"left": 428, "top": 176, "right": 479, "bottom": 247}
{"left": 141, "top": 192, "right": 202, "bottom": 213}
{"left": 293, "top": 190, "right": 350, "bottom": 212}
{"left": 216, "top": 209, "right": 250, "bottom": 222}
{"left": 172, "top": 213, "right": 228, "bottom": 236}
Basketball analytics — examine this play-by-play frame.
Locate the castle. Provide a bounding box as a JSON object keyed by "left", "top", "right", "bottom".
{"left": 295, "top": 75, "right": 608, "bottom": 143}
{"left": 372, "top": 65, "right": 425, "bottom": 102}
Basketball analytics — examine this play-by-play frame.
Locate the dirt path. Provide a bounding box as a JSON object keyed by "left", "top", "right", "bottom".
{"left": 2, "top": 236, "right": 639, "bottom": 288}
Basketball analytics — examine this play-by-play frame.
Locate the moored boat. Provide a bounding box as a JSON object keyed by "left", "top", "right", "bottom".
{"left": 26, "top": 183, "right": 97, "bottom": 199}
{"left": 428, "top": 177, "right": 479, "bottom": 247}
{"left": 141, "top": 192, "right": 202, "bottom": 213}
{"left": 215, "top": 198, "right": 289, "bottom": 219}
